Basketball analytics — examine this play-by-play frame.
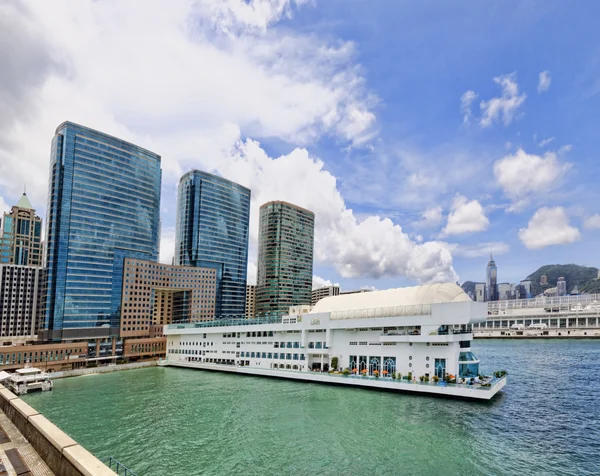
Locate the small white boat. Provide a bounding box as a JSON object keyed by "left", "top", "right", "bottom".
{"left": 7, "top": 364, "right": 53, "bottom": 395}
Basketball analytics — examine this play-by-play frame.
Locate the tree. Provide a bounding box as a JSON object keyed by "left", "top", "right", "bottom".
{"left": 331, "top": 356, "right": 339, "bottom": 370}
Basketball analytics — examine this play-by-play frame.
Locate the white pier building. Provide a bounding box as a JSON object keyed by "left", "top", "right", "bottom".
{"left": 162, "top": 283, "right": 506, "bottom": 400}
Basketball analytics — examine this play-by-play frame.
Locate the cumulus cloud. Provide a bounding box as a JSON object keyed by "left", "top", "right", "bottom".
{"left": 446, "top": 241, "right": 510, "bottom": 258}
{"left": 460, "top": 90, "right": 478, "bottom": 124}
{"left": 494, "top": 148, "right": 571, "bottom": 212}
{"left": 218, "top": 140, "right": 458, "bottom": 283}
{"left": 519, "top": 207, "right": 580, "bottom": 249}
{"left": 312, "top": 275, "right": 339, "bottom": 289}
{"left": 414, "top": 206, "right": 443, "bottom": 228}
{"left": 538, "top": 71, "right": 551, "bottom": 93}
{"left": 480, "top": 73, "right": 526, "bottom": 127}
{"left": 0, "top": 0, "right": 460, "bottom": 285}
{"left": 440, "top": 195, "right": 489, "bottom": 237}
{"left": 583, "top": 214, "right": 600, "bottom": 230}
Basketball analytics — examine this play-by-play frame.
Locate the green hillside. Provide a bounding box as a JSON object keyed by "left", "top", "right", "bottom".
{"left": 526, "top": 264, "right": 598, "bottom": 296}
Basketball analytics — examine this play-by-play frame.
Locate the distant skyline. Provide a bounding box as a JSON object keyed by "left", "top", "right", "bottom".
{"left": 2, "top": 1, "right": 600, "bottom": 291}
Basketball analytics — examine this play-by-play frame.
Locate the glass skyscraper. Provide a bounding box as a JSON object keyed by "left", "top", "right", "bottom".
{"left": 43, "top": 122, "right": 161, "bottom": 341}
{"left": 175, "top": 170, "right": 250, "bottom": 318}
{"left": 255, "top": 201, "right": 314, "bottom": 317}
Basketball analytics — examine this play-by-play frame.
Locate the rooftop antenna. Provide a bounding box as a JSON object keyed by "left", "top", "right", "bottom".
{"left": 24, "top": 183, "right": 26, "bottom": 195}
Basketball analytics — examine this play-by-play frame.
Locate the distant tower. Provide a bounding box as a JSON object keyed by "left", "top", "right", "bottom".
{"left": 0, "top": 192, "right": 43, "bottom": 266}
{"left": 486, "top": 254, "right": 498, "bottom": 301}
{"left": 557, "top": 277, "right": 567, "bottom": 296}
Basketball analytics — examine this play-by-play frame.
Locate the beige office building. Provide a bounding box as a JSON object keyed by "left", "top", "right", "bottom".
{"left": 245, "top": 284, "right": 256, "bottom": 318}
{"left": 120, "top": 258, "right": 217, "bottom": 339}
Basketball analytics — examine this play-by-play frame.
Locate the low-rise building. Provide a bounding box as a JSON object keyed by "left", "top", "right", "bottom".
{"left": 245, "top": 285, "right": 256, "bottom": 319}
{"left": 311, "top": 285, "right": 340, "bottom": 306}
{"left": 0, "top": 264, "right": 45, "bottom": 341}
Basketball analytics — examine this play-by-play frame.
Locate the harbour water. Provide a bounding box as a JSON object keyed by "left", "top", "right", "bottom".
{"left": 23, "top": 340, "right": 600, "bottom": 475}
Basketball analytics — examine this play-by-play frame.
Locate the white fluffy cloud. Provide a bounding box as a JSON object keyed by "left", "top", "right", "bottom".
{"left": 460, "top": 90, "right": 478, "bottom": 124}
{"left": 494, "top": 148, "right": 571, "bottom": 211}
{"left": 312, "top": 275, "right": 339, "bottom": 289}
{"left": 219, "top": 140, "right": 458, "bottom": 282}
{"left": 0, "top": 1, "right": 458, "bottom": 285}
{"left": 519, "top": 207, "right": 580, "bottom": 249}
{"left": 480, "top": 73, "right": 526, "bottom": 127}
{"left": 538, "top": 71, "right": 551, "bottom": 93}
{"left": 414, "top": 206, "right": 443, "bottom": 228}
{"left": 583, "top": 214, "right": 600, "bottom": 230}
{"left": 445, "top": 241, "right": 510, "bottom": 258}
{"left": 440, "top": 195, "right": 489, "bottom": 237}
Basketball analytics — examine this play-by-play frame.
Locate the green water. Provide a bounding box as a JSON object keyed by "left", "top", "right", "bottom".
{"left": 22, "top": 340, "right": 600, "bottom": 475}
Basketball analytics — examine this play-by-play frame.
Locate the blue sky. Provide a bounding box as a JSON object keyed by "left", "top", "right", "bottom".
{"left": 1, "top": 0, "right": 599, "bottom": 291}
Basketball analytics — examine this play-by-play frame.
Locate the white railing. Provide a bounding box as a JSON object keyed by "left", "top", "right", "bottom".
{"left": 330, "top": 304, "right": 432, "bottom": 320}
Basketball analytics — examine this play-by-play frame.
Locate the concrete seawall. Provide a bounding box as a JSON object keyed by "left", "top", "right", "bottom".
{"left": 51, "top": 360, "right": 157, "bottom": 379}
{"left": 0, "top": 386, "right": 115, "bottom": 475}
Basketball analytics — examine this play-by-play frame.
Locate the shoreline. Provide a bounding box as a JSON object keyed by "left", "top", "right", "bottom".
{"left": 49, "top": 360, "right": 157, "bottom": 379}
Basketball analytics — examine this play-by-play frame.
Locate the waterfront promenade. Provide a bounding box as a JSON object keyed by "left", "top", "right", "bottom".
{"left": 0, "top": 386, "right": 115, "bottom": 475}
{"left": 160, "top": 360, "right": 506, "bottom": 400}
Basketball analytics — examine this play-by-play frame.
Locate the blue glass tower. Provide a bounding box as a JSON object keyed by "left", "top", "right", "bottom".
{"left": 175, "top": 170, "right": 250, "bottom": 318}
{"left": 44, "top": 122, "right": 161, "bottom": 341}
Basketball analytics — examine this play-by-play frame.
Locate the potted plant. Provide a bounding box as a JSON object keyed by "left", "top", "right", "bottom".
{"left": 391, "top": 372, "right": 397, "bottom": 380}
{"left": 352, "top": 368, "right": 358, "bottom": 375}
{"left": 373, "top": 370, "right": 380, "bottom": 378}
{"left": 407, "top": 372, "right": 413, "bottom": 381}
{"left": 419, "top": 375, "right": 425, "bottom": 383}
{"left": 342, "top": 368, "right": 350, "bottom": 376}
{"left": 331, "top": 356, "right": 339, "bottom": 371}
{"left": 432, "top": 375, "right": 440, "bottom": 384}
{"left": 361, "top": 369, "right": 368, "bottom": 377}
{"left": 382, "top": 370, "right": 388, "bottom": 378}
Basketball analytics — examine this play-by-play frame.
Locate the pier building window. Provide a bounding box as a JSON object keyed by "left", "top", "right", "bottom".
{"left": 286, "top": 353, "right": 291, "bottom": 360}
{"left": 315, "top": 342, "right": 322, "bottom": 349}
{"left": 349, "top": 356, "right": 357, "bottom": 370}
{"left": 300, "top": 354, "right": 305, "bottom": 360}
{"left": 434, "top": 359, "right": 446, "bottom": 379}
{"left": 369, "top": 357, "right": 380, "bottom": 375}
{"left": 359, "top": 356, "right": 367, "bottom": 373}
{"left": 293, "top": 354, "right": 298, "bottom": 360}
{"left": 274, "top": 342, "right": 279, "bottom": 348}
{"left": 268, "top": 353, "right": 272, "bottom": 359}
{"left": 262, "top": 353, "right": 266, "bottom": 358}
{"left": 293, "top": 342, "right": 299, "bottom": 348}
{"left": 286, "top": 342, "right": 292, "bottom": 348}
{"left": 251, "top": 352, "right": 255, "bottom": 358}
{"left": 308, "top": 342, "right": 314, "bottom": 349}
{"left": 268, "top": 331, "right": 274, "bottom": 337}
{"left": 383, "top": 357, "right": 396, "bottom": 375}
{"left": 273, "top": 353, "right": 279, "bottom": 359}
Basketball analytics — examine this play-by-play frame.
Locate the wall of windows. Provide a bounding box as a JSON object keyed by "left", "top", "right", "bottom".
{"left": 175, "top": 171, "right": 250, "bottom": 318}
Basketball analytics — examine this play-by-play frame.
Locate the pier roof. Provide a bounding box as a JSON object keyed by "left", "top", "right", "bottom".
{"left": 311, "top": 283, "right": 470, "bottom": 315}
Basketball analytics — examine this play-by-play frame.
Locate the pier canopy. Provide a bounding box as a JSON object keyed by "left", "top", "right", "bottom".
{"left": 311, "top": 283, "right": 470, "bottom": 319}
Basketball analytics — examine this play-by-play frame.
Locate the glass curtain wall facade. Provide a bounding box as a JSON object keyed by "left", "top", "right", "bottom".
{"left": 44, "top": 122, "right": 161, "bottom": 341}
{"left": 175, "top": 170, "right": 250, "bottom": 318}
{"left": 255, "top": 201, "right": 314, "bottom": 317}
